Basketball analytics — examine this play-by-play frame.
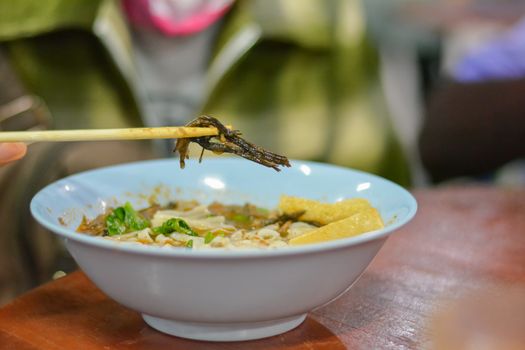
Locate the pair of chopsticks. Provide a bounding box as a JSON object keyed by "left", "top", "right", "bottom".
{"left": 0, "top": 126, "right": 221, "bottom": 143}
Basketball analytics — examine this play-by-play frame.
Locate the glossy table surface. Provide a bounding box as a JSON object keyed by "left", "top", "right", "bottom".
{"left": 1, "top": 186, "right": 524, "bottom": 349}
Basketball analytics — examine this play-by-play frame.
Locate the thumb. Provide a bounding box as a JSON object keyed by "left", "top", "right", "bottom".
{"left": 0, "top": 143, "right": 27, "bottom": 165}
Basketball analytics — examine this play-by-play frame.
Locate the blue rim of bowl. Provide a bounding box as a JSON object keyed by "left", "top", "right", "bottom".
{"left": 30, "top": 159, "right": 417, "bottom": 259}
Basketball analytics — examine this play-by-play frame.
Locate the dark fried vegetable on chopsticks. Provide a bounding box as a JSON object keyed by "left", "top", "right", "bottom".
{"left": 174, "top": 115, "right": 290, "bottom": 171}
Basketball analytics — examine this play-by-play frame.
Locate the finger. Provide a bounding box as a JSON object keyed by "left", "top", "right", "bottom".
{"left": 0, "top": 142, "right": 27, "bottom": 165}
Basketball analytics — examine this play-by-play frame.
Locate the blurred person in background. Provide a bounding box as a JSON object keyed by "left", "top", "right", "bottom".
{"left": 365, "top": 0, "right": 525, "bottom": 186}
{"left": 420, "top": 13, "right": 525, "bottom": 185}
{"left": 394, "top": 0, "right": 525, "bottom": 184}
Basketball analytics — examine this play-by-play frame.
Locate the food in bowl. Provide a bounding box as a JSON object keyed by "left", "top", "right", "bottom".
{"left": 77, "top": 195, "right": 384, "bottom": 249}
{"left": 31, "top": 158, "right": 417, "bottom": 341}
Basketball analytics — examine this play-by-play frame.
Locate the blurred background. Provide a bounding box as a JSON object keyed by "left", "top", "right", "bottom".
{"left": 0, "top": 0, "right": 524, "bottom": 316}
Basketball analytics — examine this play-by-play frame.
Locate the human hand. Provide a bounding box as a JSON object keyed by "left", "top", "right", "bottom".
{"left": 0, "top": 143, "right": 27, "bottom": 166}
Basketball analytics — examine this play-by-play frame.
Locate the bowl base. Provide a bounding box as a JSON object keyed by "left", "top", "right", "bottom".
{"left": 142, "top": 313, "right": 307, "bottom": 342}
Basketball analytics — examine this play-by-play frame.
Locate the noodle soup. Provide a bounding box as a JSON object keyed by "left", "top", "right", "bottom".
{"left": 77, "top": 196, "right": 384, "bottom": 249}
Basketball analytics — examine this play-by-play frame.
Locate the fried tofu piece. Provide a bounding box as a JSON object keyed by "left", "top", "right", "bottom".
{"left": 289, "top": 206, "right": 384, "bottom": 246}
{"left": 279, "top": 195, "right": 373, "bottom": 225}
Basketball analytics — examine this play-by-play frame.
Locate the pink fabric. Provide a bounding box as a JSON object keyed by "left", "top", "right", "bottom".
{"left": 122, "top": 0, "right": 233, "bottom": 36}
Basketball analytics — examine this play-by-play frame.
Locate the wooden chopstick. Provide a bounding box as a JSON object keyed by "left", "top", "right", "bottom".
{"left": 0, "top": 126, "right": 221, "bottom": 143}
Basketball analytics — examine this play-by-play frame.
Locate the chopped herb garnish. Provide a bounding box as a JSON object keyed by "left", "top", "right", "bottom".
{"left": 186, "top": 240, "right": 193, "bottom": 248}
{"left": 232, "top": 214, "right": 250, "bottom": 223}
{"left": 256, "top": 207, "right": 270, "bottom": 215}
{"left": 204, "top": 231, "right": 215, "bottom": 244}
{"left": 153, "top": 218, "right": 198, "bottom": 236}
{"left": 106, "top": 202, "right": 150, "bottom": 236}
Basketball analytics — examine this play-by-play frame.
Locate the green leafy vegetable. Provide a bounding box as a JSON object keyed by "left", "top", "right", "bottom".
{"left": 153, "top": 218, "right": 198, "bottom": 236}
{"left": 186, "top": 240, "right": 193, "bottom": 248}
{"left": 232, "top": 214, "right": 250, "bottom": 223}
{"left": 204, "top": 231, "right": 215, "bottom": 244}
{"left": 105, "top": 202, "right": 150, "bottom": 236}
{"left": 256, "top": 207, "right": 270, "bottom": 215}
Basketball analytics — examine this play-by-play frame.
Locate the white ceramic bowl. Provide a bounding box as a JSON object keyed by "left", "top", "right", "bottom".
{"left": 31, "top": 158, "right": 416, "bottom": 341}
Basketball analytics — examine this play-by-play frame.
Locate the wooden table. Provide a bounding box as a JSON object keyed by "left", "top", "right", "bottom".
{"left": 1, "top": 186, "right": 524, "bottom": 349}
